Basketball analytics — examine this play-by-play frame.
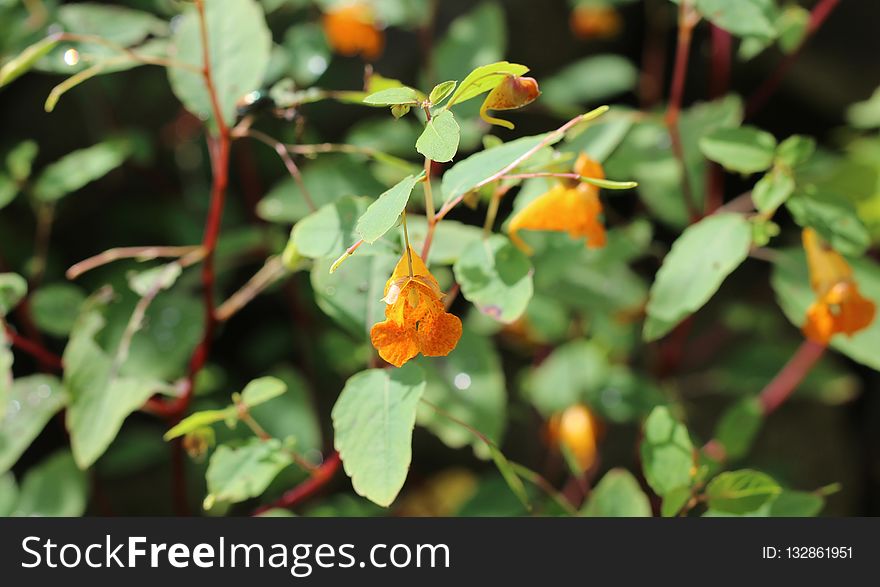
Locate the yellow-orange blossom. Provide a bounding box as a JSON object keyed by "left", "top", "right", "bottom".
{"left": 370, "top": 247, "right": 462, "bottom": 367}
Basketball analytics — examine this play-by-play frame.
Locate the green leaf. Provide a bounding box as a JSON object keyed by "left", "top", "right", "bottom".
{"left": 442, "top": 133, "right": 553, "bottom": 203}
{"left": 561, "top": 113, "right": 634, "bottom": 163}
{"left": 540, "top": 55, "right": 637, "bottom": 116}
{"left": 12, "top": 451, "right": 87, "bottom": 517}
{"left": 448, "top": 61, "right": 529, "bottom": 107}
{"left": 406, "top": 217, "right": 483, "bottom": 265}
{"left": 522, "top": 339, "right": 609, "bottom": 415}
{"left": 767, "top": 490, "right": 824, "bottom": 516}
{"left": 127, "top": 263, "right": 182, "bottom": 297}
{"left": 429, "top": 80, "right": 457, "bottom": 105}
{"left": 705, "top": 469, "right": 782, "bottom": 514}
{"left": 240, "top": 376, "right": 287, "bottom": 408}
{"left": 713, "top": 397, "right": 763, "bottom": 460}
{"left": 163, "top": 408, "right": 235, "bottom": 441}
{"left": 453, "top": 234, "right": 533, "bottom": 323}
{"left": 167, "top": 0, "right": 271, "bottom": 126}
{"left": 0, "top": 472, "right": 17, "bottom": 516}
{"left": 31, "top": 283, "right": 87, "bottom": 337}
{"left": 0, "top": 273, "right": 27, "bottom": 316}
{"left": 0, "top": 174, "right": 17, "bottom": 211}
{"left": 416, "top": 110, "right": 461, "bottom": 163}
{"left": 205, "top": 438, "right": 292, "bottom": 507}
{"left": 258, "top": 155, "right": 385, "bottom": 224}
{"left": 32, "top": 141, "right": 130, "bottom": 202}
{"left": 486, "top": 442, "right": 530, "bottom": 511}
{"left": 6, "top": 140, "right": 38, "bottom": 182}
{"left": 0, "top": 329, "right": 10, "bottom": 421}
{"left": 776, "top": 135, "right": 815, "bottom": 168}
{"left": 661, "top": 486, "right": 692, "bottom": 517}
{"left": 771, "top": 249, "right": 880, "bottom": 371}
{"left": 54, "top": 3, "right": 167, "bottom": 55}
{"left": 355, "top": 174, "right": 421, "bottom": 244}
{"left": 363, "top": 86, "right": 421, "bottom": 106}
{"left": 786, "top": 195, "right": 870, "bottom": 256}
{"left": 332, "top": 364, "right": 426, "bottom": 507}
{"left": 644, "top": 213, "right": 752, "bottom": 341}
{"left": 311, "top": 253, "right": 397, "bottom": 339}
{"left": 0, "top": 375, "right": 66, "bottom": 474}
{"left": 699, "top": 126, "right": 777, "bottom": 174}
{"left": 63, "top": 293, "right": 165, "bottom": 468}
{"left": 640, "top": 406, "right": 695, "bottom": 497}
{"left": 416, "top": 328, "right": 506, "bottom": 458}
{"left": 581, "top": 469, "right": 652, "bottom": 517}
{"left": 847, "top": 86, "right": 880, "bottom": 130}
{"left": 283, "top": 22, "right": 330, "bottom": 87}
{"left": 249, "top": 367, "right": 322, "bottom": 453}
{"left": 752, "top": 167, "right": 795, "bottom": 213}
{"left": 0, "top": 35, "right": 60, "bottom": 88}
{"left": 695, "top": 0, "right": 777, "bottom": 40}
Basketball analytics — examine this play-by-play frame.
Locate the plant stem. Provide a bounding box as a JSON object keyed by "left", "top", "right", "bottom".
{"left": 745, "top": 0, "right": 841, "bottom": 119}
{"left": 252, "top": 451, "right": 342, "bottom": 515}
{"left": 758, "top": 339, "right": 826, "bottom": 415}
{"left": 241, "top": 129, "right": 317, "bottom": 212}
{"left": 66, "top": 245, "right": 203, "bottom": 280}
{"left": 3, "top": 322, "right": 63, "bottom": 371}
{"left": 215, "top": 256, "right": 289, "bottom": 322}
{"left": 56, "top": 33, "right": 201, "bottom": 73}
{"left": 665, "top": 0, "right": 700, "bottom": 222}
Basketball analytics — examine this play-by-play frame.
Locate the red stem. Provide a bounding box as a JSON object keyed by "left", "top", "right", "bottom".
{"left": 758, "top": 339, "right": 825, "bottom": 415}
{"left": 4, "top": 325, "right": 63, "bottom": 371}
{"left": 745, "top": 0, "right": 841, "bottom": 119}
{"left": 708, "top": 25, "right": 731, "bottom": 99}
{"left": 252, "top": 451, "right": 342, "bottom": 515}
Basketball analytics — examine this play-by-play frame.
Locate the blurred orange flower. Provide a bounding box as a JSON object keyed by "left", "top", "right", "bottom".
{"left": 802, "top": 228, "right": 875, "bottom": 344}
{"left": 322, "top": 2, "right": 384, "bottom": 61}
{"left": 570, "top": 3, "right": 622, "bottom": 39}
{"left": 507, "top": 153, "right": 607, "bottom": 254}
{"left": 547, "top": 404, "right": 599, "bottom": 472}
{"left": 480, "top": 75, "right": 541, "bottom": 129}
{"left": 370, "top": 247, "right": 462, "bottom": 367}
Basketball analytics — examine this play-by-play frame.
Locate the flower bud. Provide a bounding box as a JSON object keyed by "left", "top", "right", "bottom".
{"left": 480, "top": 75, "right": 541, "bottom": 129}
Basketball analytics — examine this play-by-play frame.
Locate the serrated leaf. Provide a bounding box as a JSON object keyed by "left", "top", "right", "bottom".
{"left": 0, "top": 375, "right": 66, "bottom": 474}
{"left": 167, "top": 0, "right": 271, "bottom": 126}
{"left": 705, "top": 469, "right": 781, "bottom": 514}
{"left": 581, "top": 469, "right": 652, "bottom": 517}
{"left": 644, "top": 213, "right": 752, "bottom": 341}
{"left": 416, "top": 110, "right": 460, "bottom": 163}
{"left": 640, "top": 406, "right": 695, "bottom": 497}
{"left": 453, "top": 234, "right": 533, "bottom": 323}
{"left": 332, "top": 364, "right": 426, "bottom": 507}
{"left": 355, "top": 174, "right": 421, "bottom": 243}
{"left": 699, "top": 126, "right": 777, "bottom": 174}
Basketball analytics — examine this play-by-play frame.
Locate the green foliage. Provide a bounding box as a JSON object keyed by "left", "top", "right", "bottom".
{"left": 522, "top": 339, "right": 609, "bottom": 415}
{"left": 540, "top": 56, "right": 637, "bottom": 116}
{"left": 453, "top": 234, "right": 534, "bottom": 323}
{"left": 0, "top": 273, "right": 27, "bottom": 316}
{"left": 713, "top": 397, "right": 763, "bottom": 461}
{"left": 31, "top": 284, "right": 87, "bottom": 337}
{"left": 355, "top": 174, "right": 421, "bottom": 244}
{"left": 10, "top": 451, "right": 87, "bottom": 517}
{"left": 0, "top": 375, "right": 66, "bottom": 474}
{"left": 32, "top": 140, "right": 130, "bottom": 202}
{"left": 332, "top": 364, "right": 426, "bottom": 506}
{"left": 645, "top": 213, "right": 752, "bottom": 341}
{"left": 581, "top": 469, "right": 652, "bottom": 517}
{"left": 416, "top": 110, "right": 461, "bottom": 163}
{"left": 699, "top": 126, "right": 777, "bottom": 175}
{"left": 168, "top": 0, "right": 271, "bottom": 126}
{"left": 205, "top": 438, "right": 292, "bottom": 508}
{"left": 705, "top": 469, "right": 782, "bottom": 515}
{"left": 640, "top": 407, "right": 695, "bottom": 498}
{"left": 0, "top": 35, "right": 59, "bottom": 88}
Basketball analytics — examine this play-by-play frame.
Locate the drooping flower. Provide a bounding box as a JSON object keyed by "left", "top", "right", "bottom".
{"left": 570, "top": 3, "right": 622, "bottom": 40}
{"left": 802, "top": 228, "right": 875, "bottom": 344}
{"left": 322, "top": 2, "right": 384, "bottom": 61}
{"left": 507, "top": 153, "right": 607, "bottom": 254}
{"left": 480, "top": 75, "right": 541, "bottom": 129}
{"left": 370, "top": 247, "right": 462, "bottom": 367}
{"left": 547, "top": 404, "right": 599, "bottom": 472}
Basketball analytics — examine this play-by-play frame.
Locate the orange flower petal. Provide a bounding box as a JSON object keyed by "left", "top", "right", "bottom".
{"left": 548, "top": 404, "right": 599, "bottom": 472}
{"left": 570, "top": 5, "right": 622, "bottom": 40}
{"left": 508, "top": 183, "right": 606, "bottom": 253}
{"left": 370, "top": 319, "right": 419, "bottom": 368}
{"left": 322, "top": 3, "right": 384, "bottom": 61}
{"left": 417, "top": 306, "right": 463, "bottom": 357}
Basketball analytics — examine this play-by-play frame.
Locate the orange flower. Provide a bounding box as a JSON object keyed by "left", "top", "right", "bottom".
{"left": 507, "top": 153, "right": 607, "bottom": 254}
{"left": 322, "top": 2, "right": 384, "bottom": 61}
{"left": 570, "top": 4, "right": 622, "bottom": 39}
{"left": 547, "top": 404, "right": 599, "bottom": 472}
{"left": 370, "top": 247, "right": 462, "bottom": 367}
{"left": 802, "top": 228, "right": 875, "bottom": 345}
{"left": 480, "top": 75, "right": 541, "bottom": 129}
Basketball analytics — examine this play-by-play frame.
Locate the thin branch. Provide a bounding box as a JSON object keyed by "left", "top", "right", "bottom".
{"left": 240, "top": 129, "right": 317, "bottom": 212}
{"left": 746, "top": 0, "right": 841, "bottom": 118}
{"left": 3, "top": 322, "right": 63, "bottom": 372}
{"left": 67, "top": 245, "right": 202, "bottom": 280}
{"left": 215, "top": 256, "right": 289, "bottom": 322}
{"left": 252, "top": 451, "right": 342, "bottom": 515}
{"left": 56, "top": 33, "right": 201, "bottom": 73}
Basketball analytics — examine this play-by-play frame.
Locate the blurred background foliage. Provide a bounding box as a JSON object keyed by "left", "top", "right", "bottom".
{"left": 0, "top": 0, "right": 879, "bottom": 517}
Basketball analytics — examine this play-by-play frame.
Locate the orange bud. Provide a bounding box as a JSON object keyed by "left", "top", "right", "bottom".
{"left": 479, "top": 75, "right": 541, "bottom": 129}
{"left": 547, "top": 404, "right": 599, "bottom": 472}
{"left": 322, "top": 3, "right": 384, "bottom": 61}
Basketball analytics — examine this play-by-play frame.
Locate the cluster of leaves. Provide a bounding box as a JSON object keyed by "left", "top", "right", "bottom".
{"left": 0, "top": 0, "right": 878, "bottom": 518}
